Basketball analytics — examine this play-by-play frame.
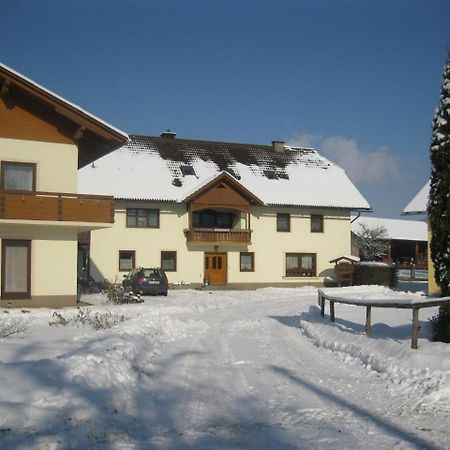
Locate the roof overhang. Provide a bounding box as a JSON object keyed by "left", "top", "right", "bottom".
{"left": 0, "top": 62, "right": 128, "bottom": 167}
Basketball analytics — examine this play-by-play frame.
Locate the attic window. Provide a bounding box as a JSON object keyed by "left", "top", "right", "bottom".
{"left": 181, "top": 165, "right": 196, "bottom": 176}
{"left": 226, "top": 168, "right": 241, "bottom": 180}
{"left": 263, "top": 170, "right": 278, "bottom": 180}
{"left": 217, "top": 184, "right": 226, "bottom": 189}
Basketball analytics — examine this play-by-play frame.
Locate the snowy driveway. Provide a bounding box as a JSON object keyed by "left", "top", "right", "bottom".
{"left": 0, "top": 287, "right": 449, "bottom": 449}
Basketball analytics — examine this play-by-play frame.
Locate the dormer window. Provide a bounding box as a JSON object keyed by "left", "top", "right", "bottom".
{"left": 263, "top": 169, "right": 278, "bottom": 180}
{"left": 1, "top": 161, "right": 36, "bottom": 191}
{"left": 181, "top": 165, "right": 196, "bottom": 177}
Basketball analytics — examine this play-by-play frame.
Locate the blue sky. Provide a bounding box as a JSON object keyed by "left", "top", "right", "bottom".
{"left": 1, "top": 0, "right": 449, "bottom": 218}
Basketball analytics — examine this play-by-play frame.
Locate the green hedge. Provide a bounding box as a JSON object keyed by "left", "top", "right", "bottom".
{"left": 352, "top": 262, "right": 398, "bottom": 288}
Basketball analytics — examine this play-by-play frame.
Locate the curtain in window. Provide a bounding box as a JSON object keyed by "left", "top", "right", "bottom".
{"left": 4, "top": 244, "right": 28, "bottom": 292}
{"left": 302, "top": 255, "right": 313, "bottom": 269}
{"left": 286, "top": 255, "right": 299, "bottom": 269}
{"left": 4, "top": 165, "right": 33, "bottom": 190}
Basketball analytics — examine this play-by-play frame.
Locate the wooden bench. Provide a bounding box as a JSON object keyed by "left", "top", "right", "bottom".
{"left": 317, "top": 288, "right": 450, "bottom": 349}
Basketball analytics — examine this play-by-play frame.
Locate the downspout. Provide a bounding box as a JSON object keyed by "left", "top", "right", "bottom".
{"left": 351, "top": 211, "right": 361, "bottom": 224}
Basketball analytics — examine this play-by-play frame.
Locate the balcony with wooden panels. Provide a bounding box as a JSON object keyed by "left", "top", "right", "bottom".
{"left": 0, "top": 190, "right": 114, "bottom": 224}
{"left": 186, "top": 228, "right": 251, "bottom": 245}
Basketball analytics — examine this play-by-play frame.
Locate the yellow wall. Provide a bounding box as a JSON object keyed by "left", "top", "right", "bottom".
{"left": 427, "top": 228, "right": 441, "bottom": 296}
{"left": 0, "top": 137, "right": 78, "bottom": 193}
{"left": 90, "top": 201, "right": 352, "bottom": 286}
{"left": 0, "top": 225, "right": 78, "bottom": 307}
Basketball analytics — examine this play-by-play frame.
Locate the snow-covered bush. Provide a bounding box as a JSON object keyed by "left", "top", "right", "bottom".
{"left": 352, "top": 262, "right": 397, "bottom": 287}
{"left": 353, "top": 223, "right": 389, "bottom": 261}
{"left": 49, "top": 308, "right": 129, "bottom": 330}
{"left": 0, "top": 317, "right": 31, "bottom": 338}
{"left": 104, "top": 282, "right": 143, "bottom": 304}
{"left": 430, "top": 307, "right": 450, "bottom": 343}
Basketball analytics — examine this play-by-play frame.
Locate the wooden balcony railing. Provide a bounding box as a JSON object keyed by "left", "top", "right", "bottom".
{"left": 0, "top": 190, "right": 114, "bottom": 224}
{"left": 186, "top": 228, "right": 251, "bottom": 244}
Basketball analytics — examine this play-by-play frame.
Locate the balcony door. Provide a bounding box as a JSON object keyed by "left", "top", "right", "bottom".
{"left": 204, "top": 253, "right": 227, "bottom": 285}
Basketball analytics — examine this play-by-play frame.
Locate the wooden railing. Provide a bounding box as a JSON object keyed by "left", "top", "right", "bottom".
{"left": 0, "top": 190, "right": 114, "bottom": 224}
{"left": 186, "top": 228, "right": 251, "bottom": 244}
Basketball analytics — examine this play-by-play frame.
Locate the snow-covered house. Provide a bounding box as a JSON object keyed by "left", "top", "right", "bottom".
{"left": 0, "top": 63, "right": 128, "bottom": 307}
{"left": 403, "top": 181, "right": 440, "bottom": 295}
{"left": 351, "top": 216, "right": 428, "bottom": 267}
{"left": 79, "top": 132, "right": 370, "bottom": 288}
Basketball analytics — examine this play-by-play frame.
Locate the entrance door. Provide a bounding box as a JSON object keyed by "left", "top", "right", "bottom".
{"left": 204, "top": 253, "right": 227, "bottom": 285}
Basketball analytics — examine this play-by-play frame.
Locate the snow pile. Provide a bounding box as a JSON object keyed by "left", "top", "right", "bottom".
{"left": 298, "top": 292, "right": 450, "bottom": 413}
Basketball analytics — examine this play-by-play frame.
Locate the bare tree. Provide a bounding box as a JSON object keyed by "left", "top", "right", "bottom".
{"left": 354, "top": 223, "right": 389, "bottom": 261}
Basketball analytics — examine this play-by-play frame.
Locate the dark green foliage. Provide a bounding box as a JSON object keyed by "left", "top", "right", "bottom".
{"left": 428, "top": 49, "right": 450, "bottom": 297}
{"left": 352, "top": 262, "right": 398, "bottom": 288}
{"left": 430, "top": 306, "right": 450, "bottom": 343}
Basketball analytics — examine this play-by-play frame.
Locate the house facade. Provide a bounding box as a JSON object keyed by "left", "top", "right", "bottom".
{"left": 79, "top": 133, "right": 370, "bottom": 288}
{"left": 403, "top": 181, "right": 440, "bottom": 296}
{"left": 0, "top": 63, "right": 128, "bottom": 307}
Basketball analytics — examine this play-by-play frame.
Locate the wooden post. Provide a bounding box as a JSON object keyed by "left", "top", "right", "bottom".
{"left": 411, "top": 307, "right": 419, "bottom": 349}
{"left": 320, "top": 296, "right": 325, "bottom": 317}
{"left": 330, "top": 301, "right": 335, "bottom": 322}
{"left": 365, "top": 306, "right": 372, "bottom": 335}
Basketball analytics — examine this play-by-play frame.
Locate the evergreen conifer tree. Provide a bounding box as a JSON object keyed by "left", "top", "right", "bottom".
{"left": 428, "top": 49, "right": 450, "bottom": 298}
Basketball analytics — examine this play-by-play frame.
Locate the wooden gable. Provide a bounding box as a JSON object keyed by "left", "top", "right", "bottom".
{"left": 185, "top": 172, "right": 263, "bottom": 212}
{"left": 0, "top": 65, "right": 128, "bottom": 167}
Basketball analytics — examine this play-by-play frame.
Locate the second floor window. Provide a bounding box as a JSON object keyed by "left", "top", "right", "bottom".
{"left": 311, "top": 215, "right": 324, "bottom": 232}
{"left": 126, "top": 208, "right": 159, "bottom": 228}
{"left": 1, "top": 161, "right": 36, "bottom": 191}
{"left": 277, "top": 213, "right": 290, "bottom": 232}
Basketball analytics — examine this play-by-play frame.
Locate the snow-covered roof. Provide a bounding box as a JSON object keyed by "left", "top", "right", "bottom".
{"left": 351, "top": 216, "right": 427, "bottom": 241}
{"left": 78, "top": 135, "right": 371, "bottom": 209}
{"left": 403, "top": 181, "right": 429, "bottom": 215}
{"left": 0, "top": 62, "right": 128, "bottom": 140}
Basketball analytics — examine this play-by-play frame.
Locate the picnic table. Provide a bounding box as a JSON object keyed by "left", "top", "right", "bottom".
{"left": 317, "top": 287, "right": 450, "bottom": 349}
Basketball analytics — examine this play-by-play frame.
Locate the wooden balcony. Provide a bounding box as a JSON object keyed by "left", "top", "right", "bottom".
{"left": 0, "top": 190, "right": 114, "bottom": 224}
{"left": 186, "top": 228, "right": 251, "bottom": 245}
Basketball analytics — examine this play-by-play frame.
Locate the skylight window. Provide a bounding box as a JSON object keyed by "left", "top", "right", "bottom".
{"left": 180, "top": 165, "right": 196, "bottom": 176}
{"left": 263, "top": 170, "right": 278, "bottom": 180}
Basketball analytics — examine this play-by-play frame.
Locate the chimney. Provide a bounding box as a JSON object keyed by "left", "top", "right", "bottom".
{"left": 160, "top": 129, "right": 177, "bottom": 139}
{"left": 272, "top": 140, "right": 285, "bottom": 153}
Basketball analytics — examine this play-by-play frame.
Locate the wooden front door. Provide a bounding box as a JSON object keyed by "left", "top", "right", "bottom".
{"left": 204, "top": 253, "right": 227, "bottom": 285}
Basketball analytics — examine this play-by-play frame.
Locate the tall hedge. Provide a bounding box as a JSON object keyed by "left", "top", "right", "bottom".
{"left": 428, "top": 49, "right": 450, "bottom": 297}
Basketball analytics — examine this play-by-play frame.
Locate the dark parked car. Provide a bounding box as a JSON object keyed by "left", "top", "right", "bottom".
{"left": 122, "top": 267, "right": 168, "bottom": 296}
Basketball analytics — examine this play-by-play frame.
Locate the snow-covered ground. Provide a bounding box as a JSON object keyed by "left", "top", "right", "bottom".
{"left": 0, "top": 284, "right": 449, "bottom": 449}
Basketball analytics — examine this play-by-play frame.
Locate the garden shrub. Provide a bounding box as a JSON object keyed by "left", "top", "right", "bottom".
{"left": 352, "top": 262, "right": 398, "bottom": 288}
{"left": 430, "top": 306, "right": 450, "bottom": 343}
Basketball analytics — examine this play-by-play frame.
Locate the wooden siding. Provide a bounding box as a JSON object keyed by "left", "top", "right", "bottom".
{"left": 0, "top": 96, "right": 74, "bottom": 144}
{"left": 0, "top": 190, "right": 114, "bottom": 223}
{"left": 186, "top": 228, "right": 251, "bottom": 244}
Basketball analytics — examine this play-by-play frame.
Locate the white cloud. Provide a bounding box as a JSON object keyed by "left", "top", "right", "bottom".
{"left": 287, "top": 133, "right": 401, "bottom": 184}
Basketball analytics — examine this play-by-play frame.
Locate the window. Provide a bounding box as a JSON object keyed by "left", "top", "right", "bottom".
{"left": 126, "top": 209, "right": 159, "bottom": 228}
{"left": 181, "top": 165, "right": 196, "bottom": 176}
{"left": 311, "top": 215, "right": 324, "bottom": 233}
{"left": 277, "top": 213, "right": 290, "bottom": 232}
{"left": 119, "top": 250, "right": 135, "bottom": 272}
{"left": 264, "top": 169, "right": 278, "bottom": 180}
{"left": 240, "top": 252, "right": 254, "bottom": 272}
{"left": 1, "top": 240, "right": 31, "bottom": 299}
{"left": 1, "top": 161, "right": 36, "bottom": 191}
{"left": 285, "top": 253, "right": 316, "bottom": 277}
{"left": 192, "top": 210, "right": 234, "bottom": 229}
{"left": 161, "top": 251, "right": 177, "bottom": 272}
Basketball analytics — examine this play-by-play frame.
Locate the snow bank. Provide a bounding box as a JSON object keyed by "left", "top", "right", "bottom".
{"left": 298, "top": 303, "right": 450, "bottom": 412}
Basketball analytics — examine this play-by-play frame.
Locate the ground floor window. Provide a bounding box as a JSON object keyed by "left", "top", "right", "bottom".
{"left": 161, "top": 251, "right": 177, "bottom": 272}
{"left": 285, "top": 253, "right": 316, "bottom": 277}
{"left": 240, "top": 252, "right": 255, "bottom": 272}
{"left": 1, "top": 239, "right": 31, "bottom": 299}
{"left": 119, "top": 250, "right": 135, "bottom": 272}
